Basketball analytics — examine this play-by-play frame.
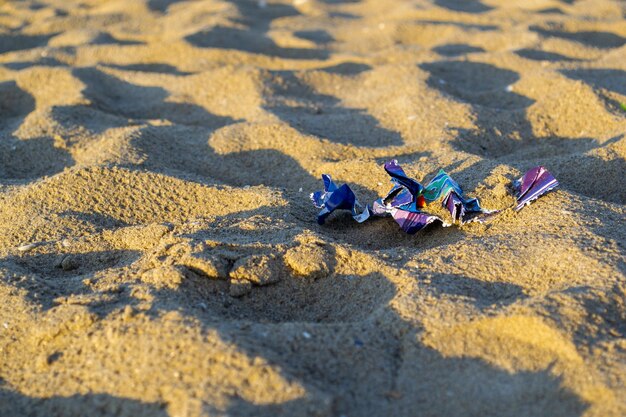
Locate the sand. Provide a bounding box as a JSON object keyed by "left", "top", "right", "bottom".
{"left": 0, "top": 0, "right": 625, "bottom": 415}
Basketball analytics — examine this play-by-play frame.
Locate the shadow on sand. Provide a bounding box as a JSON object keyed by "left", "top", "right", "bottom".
{"left": 185, "top": 1, "right": 330, "bottom": 60}
{"left": 0, "top": 236, "right": 589, "bottom": 416}
{"left": 420, "top": 59, "right": 624, "bottom": 204}
{"left": 0, "top": 81, "right": 74, "bottom": 180}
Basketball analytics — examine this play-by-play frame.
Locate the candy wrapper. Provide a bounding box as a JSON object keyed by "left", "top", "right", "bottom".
{"left": 372, "top": 160, "right": 496, "bottom": 233}
{"left": 513, "top": 166, "right": 559, "bottom": 211}
{"left": 312, "top": 161, "right": 558, "bottom": 234}
{"left": 311, "top": 174, "right": 371, "bottom": 225}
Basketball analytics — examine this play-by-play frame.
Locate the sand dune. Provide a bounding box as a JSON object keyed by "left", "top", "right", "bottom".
{"left": 0, "top": 0, "right": 625, "bottom": 416}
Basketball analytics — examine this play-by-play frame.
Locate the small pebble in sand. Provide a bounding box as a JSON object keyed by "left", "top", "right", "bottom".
{"left": 141, "top": 266, "right": 185, "bottom": 289}
{"left": 122, "top": 305, "right": 134, "bottom": 321}
{"left": 229, "top": 279, "right": 252, "bottom": 297}
{"left": 61, "top": 255, "right": 80, "bottom": 271}
{"left": 385, "top": 391, "right": 403, "bottom": 400}
{"left": 229, "top": 254, "right": 283, "bottom": 286}
{"left": 180, "top": 253, "right": 229, "bottom": 280}
{"left": 284, "top": 243, "right": 332, "bottom": 279}
{"left": 17, "top": 243, "right": 38, "bottom": 252}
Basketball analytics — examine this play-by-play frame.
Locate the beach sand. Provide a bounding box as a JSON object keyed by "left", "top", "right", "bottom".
{"left": 0, "top": 0, "right": 625, "bottom": 415}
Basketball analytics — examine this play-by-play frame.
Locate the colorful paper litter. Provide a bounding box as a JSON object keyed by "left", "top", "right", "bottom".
{"left": 311, "top": 161, "right": 558, "bottom": 233}
{"left": 310, "top": 174, "right": 371, "bottom": 225}
{"left": 513, "top": 165, "right": 559, "bottom": 211}
{"left": 388, "top": 209, "right": 443, "bottom": 234}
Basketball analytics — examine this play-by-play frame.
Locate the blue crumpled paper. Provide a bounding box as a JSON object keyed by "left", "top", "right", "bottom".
{"left": 311, "top": 174, "right": 371, "bottom": 224}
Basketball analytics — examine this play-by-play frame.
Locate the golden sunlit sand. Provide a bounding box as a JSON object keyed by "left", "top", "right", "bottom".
{"left": 0, "top": 0, "right": 625, "bottom": 416}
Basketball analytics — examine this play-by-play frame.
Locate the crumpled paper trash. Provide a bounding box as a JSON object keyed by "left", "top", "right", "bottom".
{"left": 311, "top": 160, "right": 559, "bottom": 234}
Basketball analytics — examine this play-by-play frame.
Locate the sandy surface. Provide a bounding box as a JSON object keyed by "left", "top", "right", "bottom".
{"left": 0, "top": 0, "right": 625, "bottom": 416}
